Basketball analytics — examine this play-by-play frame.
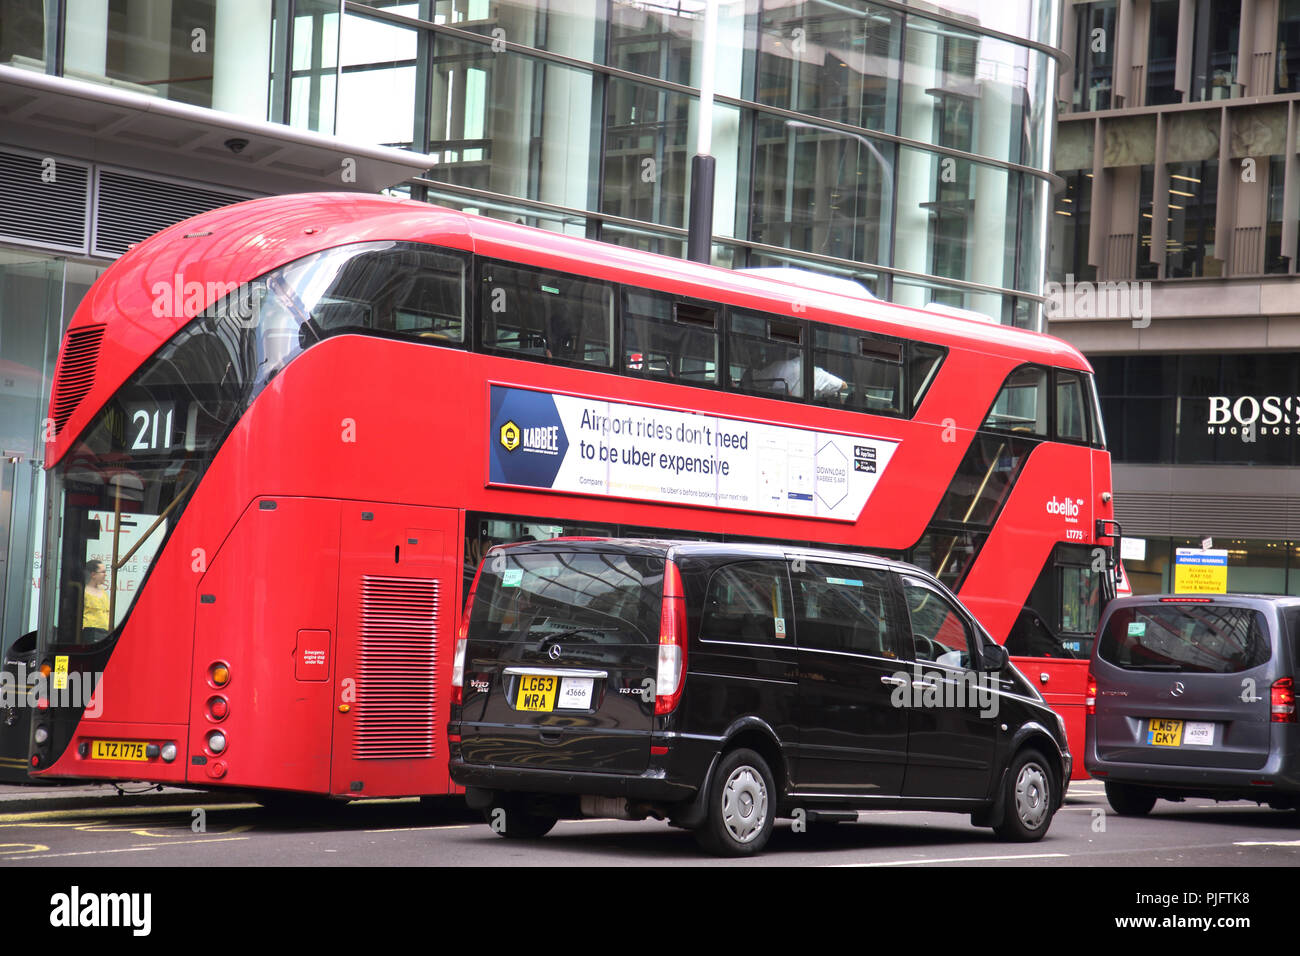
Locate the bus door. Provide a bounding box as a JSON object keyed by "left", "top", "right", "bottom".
{"left": 331, "top": 503, "right": 461, "bottom": 798}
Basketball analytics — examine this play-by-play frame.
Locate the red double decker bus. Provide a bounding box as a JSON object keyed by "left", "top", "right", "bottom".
{"left": 28, "top": 193, "right": 1116, "bottom": 797}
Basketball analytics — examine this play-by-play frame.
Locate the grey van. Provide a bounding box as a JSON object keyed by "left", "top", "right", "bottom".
{"left": 1085, "top": 594, "right": 1300, "bottom": 814}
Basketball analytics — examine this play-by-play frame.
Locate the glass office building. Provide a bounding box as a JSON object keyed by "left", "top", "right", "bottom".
{"left": 0, "top": 0, "right": 1064, "bottom": 645}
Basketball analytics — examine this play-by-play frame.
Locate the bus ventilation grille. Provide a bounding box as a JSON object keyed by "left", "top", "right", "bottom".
{"left": 51, "top": 325, "right": 106, "bottom": 435}
{"left": 354, "top": 575, "right": 439, "bottom": 760}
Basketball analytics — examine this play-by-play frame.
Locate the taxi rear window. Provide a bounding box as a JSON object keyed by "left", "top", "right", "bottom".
{"left": 1098, "top": 604, "right": 1271, "bottom": 673}
{"left": 470, "top": 551, "right": 663, "bottom": 645}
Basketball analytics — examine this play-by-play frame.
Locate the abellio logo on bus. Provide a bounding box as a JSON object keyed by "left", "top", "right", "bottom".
{"left": 1045, "top": 496, "right": 1083, "bottom": 524}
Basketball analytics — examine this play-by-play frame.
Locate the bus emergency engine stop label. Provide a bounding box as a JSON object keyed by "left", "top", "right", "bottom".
{"left": 487, "top": 384, "right": 898, "bottom": 521}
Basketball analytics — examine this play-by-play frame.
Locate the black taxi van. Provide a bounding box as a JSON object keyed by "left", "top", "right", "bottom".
{"left": 448, "top": 539, "right": 1071, "bottom": 856}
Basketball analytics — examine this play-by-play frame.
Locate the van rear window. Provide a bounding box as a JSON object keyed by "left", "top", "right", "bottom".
{"left": 470, "top": 551, "right": 664, "bottom": 644}
{"left": 1098, "top": 604, "right": 1271, "bottom": 673}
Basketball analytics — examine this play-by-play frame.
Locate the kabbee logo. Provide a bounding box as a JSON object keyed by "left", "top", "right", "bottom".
{"left": 500, "top": 420, "right": 521, "bottom": 452}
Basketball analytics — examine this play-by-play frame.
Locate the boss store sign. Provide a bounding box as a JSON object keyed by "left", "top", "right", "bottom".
{"left": 1182, "top": 385, "right": 1300, "bottom": 465}
{"left": 1094, "top": 354, "right": 1300, "bottom": 466}
{"left": 1206, "top": 395, "right": 1300, "bottom": 436}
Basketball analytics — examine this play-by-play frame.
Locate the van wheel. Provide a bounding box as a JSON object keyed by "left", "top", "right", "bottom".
{"left": 993, "top": 749, "right": 1055, "bottom": 842}
{"left": 695, "top": 749, "right": 775, "bottom": 857}
{"left": 1105, "top": 782, "right": 1157, "bottom": 816}
{"left": 485, "top": 799, "right": 557, "bottom": 839}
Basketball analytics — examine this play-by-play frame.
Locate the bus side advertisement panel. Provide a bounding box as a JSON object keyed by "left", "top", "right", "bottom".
{"left": 485, "top": 384, "right": 899, "bottom": 522}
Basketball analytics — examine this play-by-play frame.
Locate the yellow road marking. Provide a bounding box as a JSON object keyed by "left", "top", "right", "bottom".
{"left": 0, "top": 835, "right": 251, "bottom": 861}
{"left": 0, "top": 802, "right": 258, "bottom": 823}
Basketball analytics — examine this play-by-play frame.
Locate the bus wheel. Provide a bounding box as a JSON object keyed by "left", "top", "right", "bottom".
{"left": 1105, "top": 781, "right": 1157, "bottom": 816}
{"left": 485, "top": 798, "right": 557, "bottom": 839}
{"left": 695, "top": 748, "right": 775, "bottom": 857}
{"left": 993, "top": 749, "right": 1055, "bottom": 842}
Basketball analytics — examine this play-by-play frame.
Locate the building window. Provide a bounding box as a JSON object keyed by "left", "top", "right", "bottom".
{"left": 1051, "top": 170, "right": 1096, "bottom": 282}
{"left": 1279, "top": 0, "right": 1300, "bottom": 93}
{"left": 756, "top": 1, "right": 902, "bottom": 135}
{"left": 750, "top": 117, "right": 893, "bottom": 266}
{"left": 1072, "top": 1, "right": 1116, "bottom": 111}
{"left": 1190, "top": 0, "right": 1242, "bottom": 101}
{"left": 1136, "top": 165, "right": 1159, "bottom": 279}
{"left": 1165, "top": 160, "right": 1219, "bottom": 277}
{"left": 1146, "top": 0, "right": 1181, "bottom": 105}
{"left": 1265, "top": 156, "right": 1291, "bottom": 274}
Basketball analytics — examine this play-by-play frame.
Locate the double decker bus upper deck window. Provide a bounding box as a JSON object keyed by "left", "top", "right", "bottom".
{"left": 812, "top": 326, "right": 903, "bottom": 415}
{"left": 983, "top": 365, "right": 1048, "bottom": 435}
{"left": 729, "top": 310, "right": 809, "bottom": 399}
{"left": 1055, "top": 369, "right": 1089, "bottom": 443}
{"left": 479, "top": 262, "right": 614, "bottom": 367}
{"left": 303, "top": 244, "right": 466, "bottom": 343}
{"left": 908, "top": 342, "right": 946, "bottom": 412}
{"left": 622, "top": 290, "right": 719, "bottom": 384}
{"left": 1086, "top": 372, "right": 1107, "bottom": 448}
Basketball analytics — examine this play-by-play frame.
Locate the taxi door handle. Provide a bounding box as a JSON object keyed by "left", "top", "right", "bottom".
{"left": 880, "top": 675, "right": 907, "bottom": 687}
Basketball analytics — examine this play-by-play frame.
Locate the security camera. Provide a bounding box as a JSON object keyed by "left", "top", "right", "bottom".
{"left": 225, "top": 137, "right": 249, "bottom": 154}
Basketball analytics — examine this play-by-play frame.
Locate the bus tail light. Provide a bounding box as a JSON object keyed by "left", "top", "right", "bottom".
{"left": 207, "top": 731, "right": 227, "bottom": 754}
{"left": 453, "top": 561, "right": 485, "bottom": 707}
{"left": 209, "top": 662, "right": 230, "bottom": 687}
{"left": 1272, "top": 678, "right": 1295, "bottom": 723}
{"left": 207, "top": 697, "right": 229, "bottom": 721}
{"left": 654, "top": 559, "right": 687, "bottom": 716}
{"left": 1086, "top": 669, "right": 1096, "bottom": 716}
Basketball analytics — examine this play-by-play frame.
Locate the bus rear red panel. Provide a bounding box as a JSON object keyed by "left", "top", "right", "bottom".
{"left": 188, "top": 496, "right": 341, "bottom": 792}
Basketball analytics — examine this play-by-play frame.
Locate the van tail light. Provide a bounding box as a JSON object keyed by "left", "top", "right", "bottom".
{"left": 1086, "top": 669, "right": 1097, "bottom": 716}
{"left": 453, "top": 561, "right": 485, "bottom": 707}
{"left": 654, "top": 559, "right": 687, "bottom": 716}
{"left": 1272, "top": 678, "right": 1295, "bottom": 723}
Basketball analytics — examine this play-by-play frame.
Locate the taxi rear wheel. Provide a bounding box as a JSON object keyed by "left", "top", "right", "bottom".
{"left": 695, "top": 748, "right": 775, "bottom": 857}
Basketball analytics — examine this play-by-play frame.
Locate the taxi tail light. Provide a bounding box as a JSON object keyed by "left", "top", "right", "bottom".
{"left": 1272, "top": 678, "right": 1296, "bottom": 723}
{"left": 1085, "top": 669, "right": 1096, "bottom": 716}
{"left": 654, "top": 559, "right": 687, "bottom": 716}
{"left": 453, "top": 561, "right": 485, "bottom": 707}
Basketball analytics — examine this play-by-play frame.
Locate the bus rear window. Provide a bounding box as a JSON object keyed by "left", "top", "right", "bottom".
{"left": 1098, "top": 604, "right": 1271, "bottom": 673}
{"left": 470, "top": 551, "right": 663, "bottom": 645}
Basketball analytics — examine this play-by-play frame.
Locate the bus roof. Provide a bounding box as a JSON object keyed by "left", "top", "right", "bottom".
{"left": 55, "top": 192, "right": 1090, "bottom": 450}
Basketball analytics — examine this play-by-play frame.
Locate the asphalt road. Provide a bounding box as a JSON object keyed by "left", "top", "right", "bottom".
{"left": 2, "top": 778, "right": 1299, "bottom": 868}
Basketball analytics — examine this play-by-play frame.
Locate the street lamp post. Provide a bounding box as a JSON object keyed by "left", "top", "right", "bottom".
{"left": 686, "top": 0, "right": 719, "bottom": 264}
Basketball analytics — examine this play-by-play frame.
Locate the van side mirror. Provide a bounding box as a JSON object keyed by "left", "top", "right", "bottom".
{"left": 980, "top": 644, "right": 1009, "bottom": 672}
